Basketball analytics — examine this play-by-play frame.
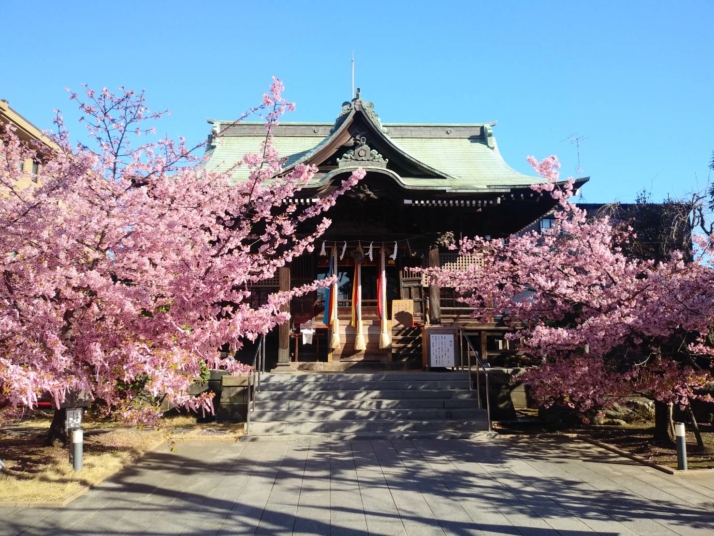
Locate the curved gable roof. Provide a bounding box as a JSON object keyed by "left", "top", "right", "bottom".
{"left": 203, "top": 96, "right": 579, "bottom": 193}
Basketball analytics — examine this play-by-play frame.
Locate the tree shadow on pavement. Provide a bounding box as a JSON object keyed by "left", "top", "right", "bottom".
{"left": 2, "top": 435, "right": 713, "bottom": 535}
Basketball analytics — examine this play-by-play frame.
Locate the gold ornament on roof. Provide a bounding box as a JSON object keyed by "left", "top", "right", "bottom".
{"left": 337, "top": 136, "right": 388, "bottom": 168}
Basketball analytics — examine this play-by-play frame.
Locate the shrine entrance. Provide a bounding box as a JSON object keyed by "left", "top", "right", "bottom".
{"left": 213, "top": 92, "right": 588, "bottom": 369}
{"left": 290, "top": 245, "right": 424, "bottom": 363}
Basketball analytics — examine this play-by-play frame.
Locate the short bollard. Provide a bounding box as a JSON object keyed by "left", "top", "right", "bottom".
{"left": 71, "top": 428, "right": 83, "bottom": 472}
{"left": 675, "top": 422, "right": 687, "bottom": 471}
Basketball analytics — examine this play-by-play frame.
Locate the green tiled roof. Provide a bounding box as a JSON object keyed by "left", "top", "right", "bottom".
{"left": 202, "top": 100, "right": 544, "bottom": 193}
{"left": 205, "top": 136, "right": 317, "bottom": 174}
{"left": 391, "top": 137, "right": 535, "bottom": 190}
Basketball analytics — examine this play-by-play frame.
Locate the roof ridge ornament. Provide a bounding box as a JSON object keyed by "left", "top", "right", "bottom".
{"left": 333, "top": 87, "right": 385, "bottom": 132}
{"left": 207, "top": 121, "right": 221, "bottom": 147}
{"left": 337, "top": 135, "right": 388, "bottom": 168}
{"left": 484, "top": 124, "right": 495, "bottom": 149}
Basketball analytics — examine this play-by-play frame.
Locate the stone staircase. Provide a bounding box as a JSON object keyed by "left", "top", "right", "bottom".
{"left": 244, "top": 372, "right": 490, "bottom": 441}
{"left": 390, "top": 326, "right": 423, "bottom": 362}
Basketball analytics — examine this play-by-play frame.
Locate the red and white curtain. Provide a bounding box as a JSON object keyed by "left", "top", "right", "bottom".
{"left": 351, "top": 263, "right": 366, "bottom": 351}
{"left": 378, "top": 247, "right": 391, "bottom": 348}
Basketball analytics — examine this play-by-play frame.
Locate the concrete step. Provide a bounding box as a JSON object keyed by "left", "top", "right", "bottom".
{"left": 251, "top": 408, "right": 484, "bottom": 422}
{"left": 255, "top": 398, "right": 478, "bottom": 411}
{"left": 245, "top": 369, "right": 489, "bottom": 440}
{"left": 288, "top": 361, "right": 422, "bottom": 372}
{"left": 258, "top": 380, "right": 470, "bottom": 391}
{"left": 248, "top": 418, "right": 488, "bottom": 435}
{"left": 256, "top": 389, "right": 477, "bottom": 401}
{"left": 241, "top": 431, "right": 498, "bottom": 442}
{"left": 260, "top": 372, "right": 467, "bottom": 383}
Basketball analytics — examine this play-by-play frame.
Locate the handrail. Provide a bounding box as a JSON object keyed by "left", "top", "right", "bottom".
{"left": 257, "top": 332, "right": 267, "bottom": 390}
{"left": 245, "top": 334, "right": 265, "bottom": 436}
{"left": 246, "top": 370, "right": 252, "bottom": 435}
{"left": 459, "top": 328, "right": 492, "bottom": 433}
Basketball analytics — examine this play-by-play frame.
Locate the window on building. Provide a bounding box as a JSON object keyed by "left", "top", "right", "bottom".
{"left": 31, "top": 161, "right": 39, "bottom": 182}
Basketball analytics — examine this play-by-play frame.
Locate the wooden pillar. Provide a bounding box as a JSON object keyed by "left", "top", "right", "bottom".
{"left": 277, "top": 266, "right": 291, "bottom": 366}
{"left": 428, "top": 247, "right": 441, "bottom": 325}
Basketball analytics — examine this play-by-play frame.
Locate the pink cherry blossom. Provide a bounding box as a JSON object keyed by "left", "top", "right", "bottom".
{"left": 0, "top": 81, "right": 363, "bottom": 425}
{"left": 431, "top": 156, "right": 713, "bottom": 413}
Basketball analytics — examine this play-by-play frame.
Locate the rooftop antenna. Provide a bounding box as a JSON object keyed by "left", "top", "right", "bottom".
{"left": 351, "top": 52, "right": 355, "bottom": 99}
{"left": 562, "top": 133, "right": 587, "bottom": 176}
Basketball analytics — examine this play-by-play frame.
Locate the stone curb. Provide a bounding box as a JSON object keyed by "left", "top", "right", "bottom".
{"left": 0, "top": 485, "right": 91, "bottom": 509}
{"left": 502, "top": 431, "right": 714, "bottom": 476}
{"left": 572, "top": 435, "right": 676, "bottom": 475}
{"left": 240, "top": 431, "right": 499, "bottom": 442}
{"left": 167, "top": 429, "right": 244, "bottom": 442}
{"left": 576, "top": 435, "right": 714, "bottom": 476}
{"left": 170, "top": 434, "right": 243, "bottom": 442}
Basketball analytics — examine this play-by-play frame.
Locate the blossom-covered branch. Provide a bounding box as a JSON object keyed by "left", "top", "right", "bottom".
{"left": 430, "top": 156, "right": 714, "bottom": 414}
{"left": 0, "top": 80, "right": 362, "bottom": 424}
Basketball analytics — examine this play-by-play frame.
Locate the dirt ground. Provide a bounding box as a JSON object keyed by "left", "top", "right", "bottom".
{"left": 495, "top": 414, "right": 714, "bottom": 470}
{"left": 0, "top": 412, "right": 243, "bottom": 504}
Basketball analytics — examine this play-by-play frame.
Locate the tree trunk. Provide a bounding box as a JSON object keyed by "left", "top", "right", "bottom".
{"left": 687, "top": 404, "right": 706, "bottom": 450}
{"left": 653, "top": 400, "right": 675, "bottom": 444}
{"left": 46, "top": 408, "right": 68, "bottom": 447}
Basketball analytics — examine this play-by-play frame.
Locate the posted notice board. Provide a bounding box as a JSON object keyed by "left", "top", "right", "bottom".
{"left": 391, "top": 299, "right": 414, "bottom": 328}
{"left": 422, "top": 327, "right": 459, "bottom": 369}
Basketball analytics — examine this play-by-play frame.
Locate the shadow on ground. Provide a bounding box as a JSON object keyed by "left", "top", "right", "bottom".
{"left": 2, "top": 436, "right": 713, "bottom": 535}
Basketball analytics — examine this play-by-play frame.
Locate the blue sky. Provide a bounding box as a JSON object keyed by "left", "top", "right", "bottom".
{"left": 2, "top": 0, "right": 712, "bottom": 203}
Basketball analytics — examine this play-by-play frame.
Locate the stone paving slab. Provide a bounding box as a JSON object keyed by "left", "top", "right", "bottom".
{"left": 1, "top": 436, "right": 714, "bottom": 535}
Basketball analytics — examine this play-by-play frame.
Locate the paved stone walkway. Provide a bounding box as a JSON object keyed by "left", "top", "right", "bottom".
{"left": 2, "top": 436, "right": 714, "bottom": 535}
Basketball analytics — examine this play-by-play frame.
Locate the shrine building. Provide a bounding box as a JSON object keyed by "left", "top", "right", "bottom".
{"left": 203, "top": 92, "right": 588, "bottom": 371}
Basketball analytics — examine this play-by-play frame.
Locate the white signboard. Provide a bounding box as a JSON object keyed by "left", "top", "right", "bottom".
{"left": 429, "top": 334, "right": 456, "bottom": 368}
{"left": 66, "top": 408, "right": 83, "bottom": 430}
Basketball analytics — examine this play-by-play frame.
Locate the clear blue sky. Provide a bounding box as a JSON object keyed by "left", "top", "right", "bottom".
{"left": 2, "top": 0, "right": 712, "bottom": 203}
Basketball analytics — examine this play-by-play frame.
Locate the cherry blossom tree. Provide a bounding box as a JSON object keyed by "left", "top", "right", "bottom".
{"left": 0, "top": 80, "right": 364, "bottom": 435}
{"left": 431, "top": 156, "right": 714, "bottom": 441}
